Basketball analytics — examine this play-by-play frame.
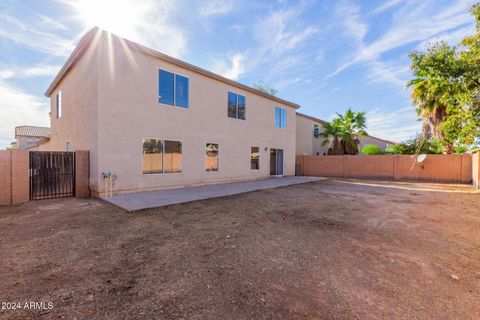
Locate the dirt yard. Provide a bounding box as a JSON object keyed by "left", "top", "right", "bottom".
{"left": 0, "top": 179, "right": 479, "bottom": 319}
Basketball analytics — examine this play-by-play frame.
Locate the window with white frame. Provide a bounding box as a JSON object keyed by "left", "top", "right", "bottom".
{"left": 158, "top": 69, "right": 189, "bottom": 108}
{"left": 275, "top": 107, "right": 287, "bottom": 128}
{"left": 227, "top": 92, "right": 246, "bottom": 120}
{"left": 251, "top": 147, "right": 259, "bottom": 170}
{"left": 142, "top": 138, "right": 182, "bottom": 174}
{"left": 205, "top": 143, "right": 219, "bottom": 171}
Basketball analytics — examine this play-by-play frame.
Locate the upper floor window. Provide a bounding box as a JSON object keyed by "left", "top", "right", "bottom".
{"left": 158, "top": 69, "right": 189, "bottom": 108}
{"left": 275, "top": 107, "right": 287, "bottom": 128}
{"left": 228, "top": 92, "right": 246, "bottom": 120}
{"left": 313, "top": 124, "right": 320, "bottom": 138}
{"left": 56, "top": 91, "right": 62, "bottom": 119}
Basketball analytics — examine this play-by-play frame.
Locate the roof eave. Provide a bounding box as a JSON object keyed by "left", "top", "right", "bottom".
{"left": 44, "top": 27, "right": 300, "bottom": 109}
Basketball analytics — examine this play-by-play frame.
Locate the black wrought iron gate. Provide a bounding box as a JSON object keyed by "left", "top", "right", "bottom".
{"left": 29, "top": 152, "right": 76, "bottom": 200}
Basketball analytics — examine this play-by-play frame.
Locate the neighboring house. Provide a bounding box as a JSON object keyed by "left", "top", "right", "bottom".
{"left": 40, "top": 27, "right": 299, "bottom": 196}
{"left": 295, "top": 112, "right": 395, "bottom": 156}
{"left": 15, "top": 126, "right": 51, "bottom": 150}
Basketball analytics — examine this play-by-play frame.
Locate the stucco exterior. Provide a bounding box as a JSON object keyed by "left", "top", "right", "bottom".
{"left": 42, "top": 29, "right": 297, "bottom": 195}
{"left": 295, "top": 113, "right": 394, "bottom": 155}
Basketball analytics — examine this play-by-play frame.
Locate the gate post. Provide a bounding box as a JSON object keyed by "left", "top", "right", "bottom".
{"left": 12, "top": 149, "right": 29, "bottom": 204}
{"left": 75, "top": 150, "right": 90, "bottom": 197}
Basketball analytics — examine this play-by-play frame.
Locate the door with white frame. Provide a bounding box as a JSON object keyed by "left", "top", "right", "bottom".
{"left": 269, "top": 148, "right": 284, "bottom": 176}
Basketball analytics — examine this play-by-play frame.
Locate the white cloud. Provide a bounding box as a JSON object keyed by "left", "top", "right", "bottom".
{"left": 417, "top": 24, "right": 476, "bottom": 49}
{"left": 365, "top": 59, "right": 410, "bottom": 87}
{"left": 0, "top": 64, "right": 62, "bottom": 79}
{"left": 344, "top": 0, "right": 472, "bottom": 69}
{"left": 334, "top": 1, "right": 367, "bottom": 42}
{"left": 213, "top": 53, "right": 245, "bottom": 80}
{"left": 371, "top": 0, "right": 403, "bottom": 15}
{"left": 254, "top": 8, "right": 319, "bottom": 55}
{"left": 366, "top": 106, "right": 421, "bottom": 142}
{"left": 0, "top": 13, "right": 74, "bottom": 56}
{"left": 35, "top": 14, "right": 69, "bottom": 31}
{"left": 0, "top": 81, "right": 50, "bottom": 149}
{"left": 199, "top": 0, "right": 233, "bottom": 16}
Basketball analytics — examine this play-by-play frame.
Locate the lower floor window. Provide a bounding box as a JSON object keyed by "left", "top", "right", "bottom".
{"left": 205, "top": 143, "right": 219, "bottom": 171}
{"left": 142, "top": 138, "right": 182, "bottom": 174}
{"left": 251, "top": 147, "right": 259, "bottom": 170}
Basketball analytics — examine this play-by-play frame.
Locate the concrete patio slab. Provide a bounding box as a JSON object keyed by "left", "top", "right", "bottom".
{"left": 102, "top": 176, "right": 323, "bottom": 211}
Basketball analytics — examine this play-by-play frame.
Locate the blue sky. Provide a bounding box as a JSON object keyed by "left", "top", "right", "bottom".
{"left": 0, "top": 0, "right": 477, "bottom": 148}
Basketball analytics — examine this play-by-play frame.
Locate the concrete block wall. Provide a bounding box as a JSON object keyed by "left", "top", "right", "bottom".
{"left": 75, "top": 150, "right": 90, "bottom": 197}
{"left": 0, "top": 150, "right": 29, "bottom": 205}
{"left": 473, "top": 152, "right": 479, "bottom": 190}
{"left": 297, "top": 154, "right": 473, "bottom": 184}
{"left": 0, "top": 150, "right": 90, "bottom": 205}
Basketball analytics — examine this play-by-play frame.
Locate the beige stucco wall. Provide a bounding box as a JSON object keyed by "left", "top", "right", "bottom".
{"left": 94, "top": 35, "right": 296, "bottom": 194}
{"left": 295, "top": 115, "right": 329, "bottom": 156}
{"left": 44, "top": 32, "right": 296, "bottom": 195}
{"left": 358, "top": 136, "right": 391, "bottom": 151}
{"left": 39, "top": 37, "right": 100, "bottom": 191}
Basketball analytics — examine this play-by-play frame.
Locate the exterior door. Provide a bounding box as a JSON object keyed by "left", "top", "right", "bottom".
{"left": 269, "top": 149, "right": 284, "bottom": 176}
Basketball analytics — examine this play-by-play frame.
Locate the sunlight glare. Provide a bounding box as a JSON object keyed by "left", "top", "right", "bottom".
{"left": 69, "top": 0, "right": 147, "bottom": 38}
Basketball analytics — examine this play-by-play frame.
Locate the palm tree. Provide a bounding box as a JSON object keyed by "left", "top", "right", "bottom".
{"left": 320, "top": 109, "right": 368, "bottom": 155}
{"left": 407, "top": 43, "right": 459, "bottom": 153}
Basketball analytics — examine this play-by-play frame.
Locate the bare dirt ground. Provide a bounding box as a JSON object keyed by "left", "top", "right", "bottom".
{"left": 0, "top": 179, "right": 479, "bottom": 320}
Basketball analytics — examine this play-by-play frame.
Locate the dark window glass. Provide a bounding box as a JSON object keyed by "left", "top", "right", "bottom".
{"left": 159, "top": 70, "right": 174, "bottom": 105}
{"left": 175, "top": 75, "right": 189, "bottom": 108}
{"left": 237, "top": 94, "right": 246, "bottom": 120}
{"left": 251, "top": 147, "right": 259, "bottom": 170}
{"left": 206, "top": 143, "right": 219, "bottom": 171}
{"left": 228, "top": 92, "right": 237, "bottom": 118}
{"left": 56, "top": 91, "right": 62, "bottom": 119}
{"left": 313, "top": 124, "right": 320, "bottom": 138}
{"left": 142, "top": 138, "right": 163, "bottom": 174}
{"left": 164, "top": 140, "right": 182, "bottom": 173}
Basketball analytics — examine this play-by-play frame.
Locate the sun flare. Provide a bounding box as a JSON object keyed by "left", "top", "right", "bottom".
{"left": 67, "top": 0, "right": 148, "bottom": 38}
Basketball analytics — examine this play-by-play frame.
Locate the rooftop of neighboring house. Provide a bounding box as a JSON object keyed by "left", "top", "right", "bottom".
{"left": 15, "top": 126, "right": 51, "bottom": 139}
{"left": 296, "top": 112, "right": 397, "bottom": 145}
{"left": 45, "top": 27, "right": 300, "bottom": 110}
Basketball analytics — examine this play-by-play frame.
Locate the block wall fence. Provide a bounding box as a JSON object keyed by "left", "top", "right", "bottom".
{"left": 0, "top": 150, "right": 89, "bottom": 206}
{"left": 297, "top": 154, "right": 475, "bottom": 185}
{"left": 473, "top": 152, "right": 480, "bottom": 190}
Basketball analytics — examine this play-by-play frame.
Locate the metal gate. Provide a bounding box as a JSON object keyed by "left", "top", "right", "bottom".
{"left": 29, "top": 152, "right": 76, "bottom": 200}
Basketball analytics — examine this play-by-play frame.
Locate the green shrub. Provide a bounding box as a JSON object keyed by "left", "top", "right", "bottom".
{"left": 385, "top": 136, "right": 443, "bottom": 154}
{"left": 361, "top": 144, "right": 384, "bottom": 155}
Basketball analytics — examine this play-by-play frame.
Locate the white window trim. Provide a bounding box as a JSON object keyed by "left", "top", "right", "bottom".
{"left": 158, "top": 69, "right": 189, "bottom": 109}
{"left": 205, "top": 143, "right": 219, "bottom": 172}
{"left": 142, "top": 137, "right": 183, "bottom": 175}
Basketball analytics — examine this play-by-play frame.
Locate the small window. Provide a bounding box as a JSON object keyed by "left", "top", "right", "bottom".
{"left": 142, "top": 138, "right": 182, "bottom": 174}
{"left": 66, "top": 142, "right": 71, "bottom": 151}
{"left": 227, "top": 92, "right": 246, "bottom": 120}
{"left": 313, "top": 124, "right": 320, "bottom": 138}
{"left": 205, "top": 143, "right": 219, "bottom": 171}
{"left": 251, "top": 147, "right": 259, "bottom": 170}
{"left": 275, "top": 107, "right": 287, "bottom": 128}
{"left": 56, "top": 91, "right": 62, "bottom": 119}
{"left": 159, "top": 69, "right": 189, "bottom": 108}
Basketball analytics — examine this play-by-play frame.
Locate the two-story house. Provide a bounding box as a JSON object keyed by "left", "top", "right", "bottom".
{"left": 40, "top": 28, "right": 299, "bottom": 196}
